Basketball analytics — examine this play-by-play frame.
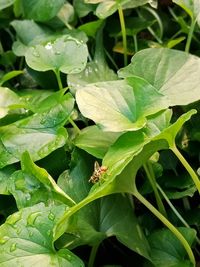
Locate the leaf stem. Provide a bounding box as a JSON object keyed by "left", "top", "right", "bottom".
{"left": 171, "top": 145, "right": 200, "bottom": 194}
{"left": 118, "top": 4, "right": 128, "bottom": 66}
{"left": 133, "top": 35, "right": 138, "bottom": 53}
{"left": 54, "top": 70, "right": 63, "bottom": 90}
{"left": 135, "top": 191, "right": 196, "bottom": 266}
{"left": 185, "top": 18, "right": 196, "bottom": 53}
{"left": 68, "top": 117, "right": 81, "bottom": 134}
{"left": 143, "top": 162, "right": 167, "bottom": 217}
{"left": 88, "top": 242, "right": 100, "bottom": 267}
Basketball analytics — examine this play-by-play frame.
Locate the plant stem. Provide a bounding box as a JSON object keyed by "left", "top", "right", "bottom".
{"left": 54, "top": 70, "right": 63, "bottom": 90}
{"left": 135, "top": 191, "right": 196, "bottom": 266}
{"left": 118, "top": 4, "right": 127, "bottom": 66}
{"left": 143, "top": 162, "right": 167, "bottom": 217}
{"left": 185, "top": 18, "right": 196, "bottom": 53}
{"left": 133, "top": 35, "right": 138, "bottom": 53}
{"left": 68, "top": 117, "right": 81, "bottom": 134}
{"left": 171, "top": 145, "right": 200, "bottom": 194}
{"left": 88, "top": 242, "right": 100, "bottom": 267}
{"left": 157, "top": 183, "right": 200, "bottom": 246}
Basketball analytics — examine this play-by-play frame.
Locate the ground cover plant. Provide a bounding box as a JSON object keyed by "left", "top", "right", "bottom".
{"left": 0, "top": 0, "right": 200, "bottom": 266}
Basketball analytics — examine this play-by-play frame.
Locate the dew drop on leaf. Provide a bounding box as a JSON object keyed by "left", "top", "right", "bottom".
{"left": 28, "top": 231, "right": 33, "bottom": 237}
{"left": 32, "top": 51, "right": 40, "bottom": 57}
{"left": 27, "top": 211, "right": 41, "bottom": 226}
{"left": 48, "top": 211, "right": 55, "bottom": 221}
{"left": 45, "top": 43, "right": 53, "bottom": 50}
{"left": 16, "top": 228, "right": 22, "bottom": 235}
{"left": 7, "top": 212, "right": 22, "bottom": 225}
{"left": 47, "top": 230, "right": 51, "bottom": 236}
{"left": 10, "top": 243, "right": 17, "bottom": 252}
{"left": 0, "top": 236, "right": 10, "bottom": 245}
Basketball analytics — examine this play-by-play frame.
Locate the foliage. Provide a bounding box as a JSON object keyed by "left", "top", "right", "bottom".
{"left": 0, "top": 0, "right": 200, "bottom": 266}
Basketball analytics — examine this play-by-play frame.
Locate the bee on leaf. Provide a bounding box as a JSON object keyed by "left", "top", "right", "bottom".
{"left": 89, "top": 161, "right": 108, "bottom": 184}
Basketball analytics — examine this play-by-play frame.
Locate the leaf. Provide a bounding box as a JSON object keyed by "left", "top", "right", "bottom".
{"left": 21, "top": 0, "right": 65, "bottom": 22}
{"left": 0, "top": 71, "right": 24, "bottom": 86}
{"left": 78, "top": 20, "right": 104, "bottom": 37}
{"left": 76, "top": 77, "right": 167, "bottom": 132}
{"left": 0, "top": 94, "right": 74, "bottom": 168}
{"left": 8, "top": 152, "right": 75, "bottom": 209}
{"left": 118, "top": 48, "right": 200, "bottom": 106}
{"left": 0, "top": 165, "right": 16, "bottom": 195}
{"left": 57, "top": 2, "right": 75, "bottom": 26}
{"left": 0, "top": 87, "right": 24, "bottom": 119}
{"left": 0, "top": 203, "right": 84, "bottom": 267}
{"left": 11, "top": 20, "right": 57, "bottom": 56}
{"left": 57, "top": 156, "right": 151, "bottom": 260}
{"left": 63, "top": 194, "right": 151, "bottom": 260}
{"left": 75, "top": 125, "right": 121, "bottom": 158}
{"left": 86, "top": 0, "right": 157, "bottom": 19}
{"left": 73, "top": 0, "right": 96, "bottom": 18}
{"left": 173, "top": 0, "right": 200, "bottom": 24}
{"left": 68, "top": 61, "right": 117, "bottom": 94}
{"left": 25, "top": 35, "right": 88, "bottom": 74}
{"left": 0, "top": 0, "right": 14, "bottom": 10}
{"left": 148, "top": 227, "right": 196, "bottom": 267}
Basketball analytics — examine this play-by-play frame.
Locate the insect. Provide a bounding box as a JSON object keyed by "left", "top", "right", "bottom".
{"left": 89, "top": 161, "right": 108, "bottom": 184}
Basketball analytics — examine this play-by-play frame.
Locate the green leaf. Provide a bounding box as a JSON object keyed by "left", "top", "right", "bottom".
{"left": 63, "top": 194, "right": 151, "bottom": 260}
{"left": 73, "top": 0, "right": 96, "bottom": 18}
{"left": 0, "top": 87, "right": 24, "bottom": 119}
{"left": 86, "top": 0, "right": 156, "bottom": 19}
{"left": 8, "top": 152, "right": 75, "bottom": 209}
{"left": 25, "top": 35, "right": 88, "bottom": 74}
{"left": 118, "top": 48, "right": 200, "bottom": 106}
{"left": 21, "top": 0, "right": 65, "bottom": 22}
{"left": 0, "top": 0, "right": 14, "bottom": 10}
{"left": 78, "top": 20, "right": 104, "bottom": 37}
{"left": 11, "top": 20, "right": 57, "bottom": 56}
{"left": 0, "top": 94, "right": 74, "bottom": 167}
{"left": 0, "top": 203, "right": 84, "bottom": 267}
{"left": 0, "top": 165, "right": 16, "bottom": 195}
{"left": 173, "top": 0, "right": 200, "bottom": 23}
{"left": 68, "top": 60, "right": 117, "bottom": 94}
{"left": 148, "top": 227, "right": 196, "bottom": 267}
{"left": 0, "top": 71, "right": 24, "bottom": 86}
{"left": 76, "top": 77, "right": 167, "bottom": 132}
{"left": 75, "top": 125, "right": 121, "bottom": 158}
{"left": 57, "top": 2, "right": 75, "bottom": 26}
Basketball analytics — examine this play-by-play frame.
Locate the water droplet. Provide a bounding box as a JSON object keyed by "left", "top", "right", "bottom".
{"left": 47, "top": 230, "right": 51, "bottom": 236}
{"left": 48, "top": 211, "right": 55, "bottom": 221}
{"left": 66, "top": 254, "right": 72, "bottom": 261}
{"left": 0, "top": 236, "right": 10, "bottom": 244}
{"left": 10, "top": 243, "right": 17, "bottom": 252}
{"left": 27, "top": 211, "right": 41, "bottom": 226}
{"left": 45, "top": 42, "right": 53, "bottom": 50}
{"left": 25, "top": 193, "right": 31, "bottom": 201}
{"left": 32, "top": 51, "right": 40, "bottom": 57}
{"left": 55, "top": 51, "right": 61, "bottom": 55}
{"left": 16, "top": 228, "right": 22, "bottom": 235}
{"left": 28, "top": 231, "right": 33, "bottom": 237}
{"left": 7, "top": 212, "right": 22, "bottom": 226}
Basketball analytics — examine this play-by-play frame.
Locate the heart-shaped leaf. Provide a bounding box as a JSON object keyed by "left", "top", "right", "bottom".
{"left": 0, "top": 203, "right": 84, "bottom": 267}
{"left": 118, "top": 48, "right": 200, "bottom": 106}
{"left": 25, "top": 35, "right": 88, "bottom": 74}
{"left": 76, "top": 77, "right": 168, "bottom": 132}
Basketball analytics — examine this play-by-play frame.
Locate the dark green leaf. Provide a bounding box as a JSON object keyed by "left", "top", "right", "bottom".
{"left": 21, "top": 0, "right": 65, "bottom": 22}
{"left": 148, "top": 227, "right": 196, "bottom": 267}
